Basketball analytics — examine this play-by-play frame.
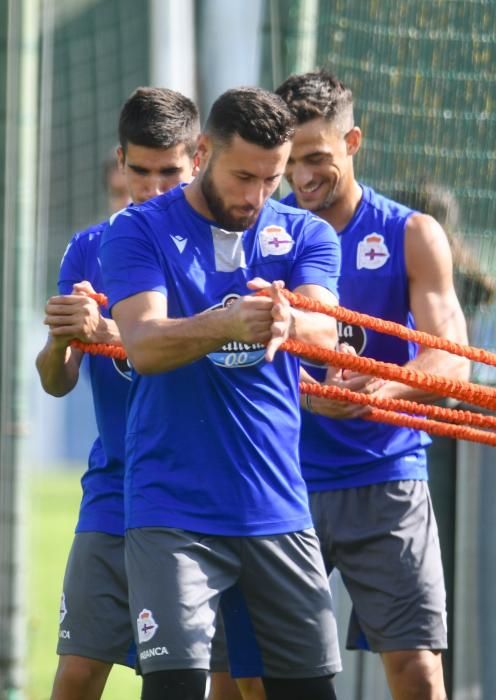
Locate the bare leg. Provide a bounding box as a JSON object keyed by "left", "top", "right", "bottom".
{"left": 237, "top": 677, "right": 266, "bottom": 700}
{"left": 381, "top": 650, "right": 447, "bottom": 700}
{"left": 50, "top": 655, "right": 112, "bottom": 700}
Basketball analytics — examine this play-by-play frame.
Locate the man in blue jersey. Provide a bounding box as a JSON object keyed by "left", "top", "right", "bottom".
{"left": 275, "top": 71, "right": 469, "bottom": 700}
{"left": 100, "top": 86, "right": 343, "bottom": 700}
{"left": 36, "top": 86, "right": 200, "bottom": 700}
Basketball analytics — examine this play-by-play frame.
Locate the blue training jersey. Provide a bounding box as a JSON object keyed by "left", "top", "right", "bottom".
{"left": 283, "top": 186, "right": 431, "bottom": 491}
{"left": 100, "top": 184, "right": 341, "bottom": 535}
{"left": 59, "top": 222, "right": 130, "bottom": 535}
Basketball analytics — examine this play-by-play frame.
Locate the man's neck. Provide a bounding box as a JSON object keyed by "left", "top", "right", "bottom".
{"left": 316, "top": 180, "right": 363, "bottom": 233}
{"left": 184, "top": 178, "right": 213, "bottom": 220}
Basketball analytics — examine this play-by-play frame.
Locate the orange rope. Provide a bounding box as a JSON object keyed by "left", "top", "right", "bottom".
{"left": 70, "top": 339, "right": 127, "bottom": 360}
{"left": 68, "top": 292, "right": 126, "bottom": 359}
{"left": 263, "top": 288, "right": 496, "bottom": 368}
{"left": 285, "top": 338, "right": 496, "bottom": 410}
{"left": 300, "top": 382, "right": 496, "bottom": 430}
{"left": 367, "top": 409, "right": 496, "bottom": 447}
{"left": 71, "top": 289, "right": 496, "bottom": 445}
{"left": 301, "top": 382, "right": 496, "bottom": 446}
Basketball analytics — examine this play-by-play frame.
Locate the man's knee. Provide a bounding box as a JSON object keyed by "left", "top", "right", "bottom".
{"left": 141, "top": 669, "right": 208, "bottom": 700}
{"left": 382, "top": 650, "right": 446, "bottom": 699}
{"left": 51, "top": 655, "right": 112, "bottom": 700}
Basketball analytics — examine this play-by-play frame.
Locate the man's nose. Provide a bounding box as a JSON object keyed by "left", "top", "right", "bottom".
{"left": 244, "top": 184, "right": 265, "bottom": 209}
{"left": 291, "top": 164, "right": 314, "bottom": 188}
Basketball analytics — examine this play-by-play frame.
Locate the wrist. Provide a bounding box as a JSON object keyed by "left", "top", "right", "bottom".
{"left": 50, "top": 335, "right": 70, "bottom": 352}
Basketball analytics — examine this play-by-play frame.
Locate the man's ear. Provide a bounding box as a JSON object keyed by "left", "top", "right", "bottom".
{"left": 116, "top": 145, "right": 126, "bottom": 169}
{"left": 345, "top": 126, "right": 362, "bottom": 156}
{"left": 192, "top": 151, "right": 201, "bottom": 177}
{"left": 196, "top": 133, "right": 212, "bottom": 165}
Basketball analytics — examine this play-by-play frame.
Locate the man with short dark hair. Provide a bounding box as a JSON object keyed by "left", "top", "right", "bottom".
{"left": 100, "top": 86, "right": 342, "bottom": 700}
{"left": 36, "top": 86, "right": 200, "bottom": 700}
{"left": 102, "top": 149, "right": 131, "bottom": 213}
{"left": 276, "top": 70, "right": 469, "bottom": 700}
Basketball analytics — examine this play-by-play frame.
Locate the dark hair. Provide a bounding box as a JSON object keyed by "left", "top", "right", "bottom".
{"left": 118, "top": 87, "right": 200, "bottom": 156}
{"left": 276, "top": 70, "right": 354, "bottom": 133}
{"left": 205, "top": 87, "right": 295, "bottom": 148}
{"left": 394, "top": 182, "right": 495, "bottom": 307}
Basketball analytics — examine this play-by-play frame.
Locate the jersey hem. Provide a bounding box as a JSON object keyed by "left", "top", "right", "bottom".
{"left": 305, "top": 467, "right": 428, "bottom": 492}
{"left": 75, "top": 522, "right": 125, "bottom": 537}
{"left": 125, "top": 515, "right": 313, "bottom": 536}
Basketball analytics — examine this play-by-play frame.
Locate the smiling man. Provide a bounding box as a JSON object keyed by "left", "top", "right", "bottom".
{"left": 276, "top": 70, "right": 469, "bottom": 700}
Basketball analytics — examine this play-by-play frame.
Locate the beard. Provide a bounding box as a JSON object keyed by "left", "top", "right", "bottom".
{"left": 200, "top": 164, "right": 259, "bottom": 231}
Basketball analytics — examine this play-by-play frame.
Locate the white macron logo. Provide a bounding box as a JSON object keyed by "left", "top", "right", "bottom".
{"left": 170, "top": 234, "right": 187, "bottom": 253}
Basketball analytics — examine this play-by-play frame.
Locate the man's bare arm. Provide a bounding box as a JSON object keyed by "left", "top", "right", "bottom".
{"left": 111, "top": 282, "right": 289, "bottom": 374}
{"left": 36, "top": 282, "right": 121, "bottom": 396}
{"left": 376, "top": 212, "right": 469, "bottom": 404}
{"left": 307, "top": 213, "right": 470, "bottom": 419}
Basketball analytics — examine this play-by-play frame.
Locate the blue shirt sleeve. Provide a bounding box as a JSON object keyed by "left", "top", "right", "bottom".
{"left": 289, "top": 214, "right": 341, "bottom": 300}
{"left": 58, "top": 235, "right": 85, "bottom": 295}
{"left": 100, "top": 209, "right": 168, "bottom": 310}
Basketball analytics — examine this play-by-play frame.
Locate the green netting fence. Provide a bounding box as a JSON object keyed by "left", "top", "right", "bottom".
{"left": 261, "top": 0, "right": 496, "bottom": 383}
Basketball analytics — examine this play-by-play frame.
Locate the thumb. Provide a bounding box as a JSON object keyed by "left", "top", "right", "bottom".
{"left": 324, "top": 364, "right": 342, "bottom": 384}
{"left": 72, "top": 280, "right": 96, "bottom": 296}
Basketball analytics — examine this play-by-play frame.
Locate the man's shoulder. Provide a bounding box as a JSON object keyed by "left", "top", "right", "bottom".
{"left": 63, "top": 219, "right": 109, "bottom": 264}
{"left": 108, "top": 186, "right": 186, "bottom": 234}
{"left": 361, "top": 184, "right": 414, "bottom": 221}
{"left": 265, "top": 194, "right": 306, "bottom": 218}
{"left": 70, "top": 219, "right": 108, "bottom": 244}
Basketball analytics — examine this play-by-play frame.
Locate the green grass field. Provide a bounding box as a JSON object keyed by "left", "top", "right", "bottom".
{"left": 27, "top": 469, "right": 141, "bottom": 699}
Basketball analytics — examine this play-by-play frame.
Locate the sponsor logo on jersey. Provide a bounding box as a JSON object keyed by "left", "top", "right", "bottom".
{"left": 139, "top": 646, "right": 169, "bottom": 661}
{"left": 337, "top": 320, "right": 367, "bottom": 356}
{"left": 356, "top": 233, "right": 390, "bottom": 270}
{"left": 170, "top": 234, "right": 188, "bottom": 253}
{"left": 59, "top": 592, "right": 67, "bottom": 624}
{"left": 112, "top": 356, "right": 133, "bottom": 381}
{"left": 259, "top": 225, "right": 294, "bottom": 257}
{"left": 302, "top": 320, "right": 367, "bottom": 370}
{"left": 59, "top": 629, "right": 71, "bottom": 639}
{"left": 137, "top": 609, "right": 159, "bottom": 643}
{"left": 207, "top": 294, "right": 265, "bottom": 368}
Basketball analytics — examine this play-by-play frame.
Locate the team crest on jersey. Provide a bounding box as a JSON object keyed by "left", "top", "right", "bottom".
{"left": 356, "top": 233, "right": 390, "bottom": 270}
{"left": 59, "top": 592, "right": 67, "bottom": 624}
{"left": 137, "top": 609, "right": 159, "bottom": 643}
{"left": 259, "top": 225, "right": 294, "bottom": 257}
{"left": 207, "top": 294, "right": 266, "bottom": 368}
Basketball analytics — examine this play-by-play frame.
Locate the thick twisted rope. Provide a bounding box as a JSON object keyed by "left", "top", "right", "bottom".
{"left": 71, "top": 290, "right": 496, "bottom": 446}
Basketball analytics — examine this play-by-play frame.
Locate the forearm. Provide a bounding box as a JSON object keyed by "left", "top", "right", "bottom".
{"left": 290, "top": 307, "right": 337, "bottom": 349}
{"left": 92, "top": 316, "right": 121, "bottom": 345}
{"left": 377, "top": 348, "right": 471, "bottom": 404}
{"left": 122, "top": 309, "right": 234, "bottom": 374}
{"left": 35, "top": 338, "right": 81, "bottom": 396}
